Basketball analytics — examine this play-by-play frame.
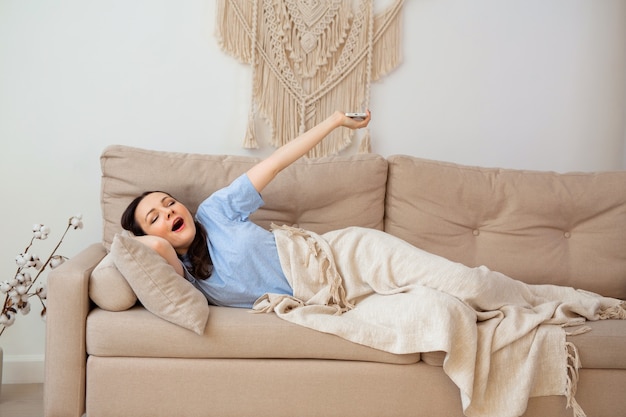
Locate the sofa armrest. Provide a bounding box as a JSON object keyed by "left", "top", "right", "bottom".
{"left": 44, "top": 243, "right": 106, "bottom": 417}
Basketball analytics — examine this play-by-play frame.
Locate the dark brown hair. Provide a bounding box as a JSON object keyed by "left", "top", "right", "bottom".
{"left": 121, "top": 191, "right": 212, "bottom": 280}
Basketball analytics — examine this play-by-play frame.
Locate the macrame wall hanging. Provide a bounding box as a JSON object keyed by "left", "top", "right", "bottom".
{"left": 216, "top": 0, "right": 404, "bottom": 157}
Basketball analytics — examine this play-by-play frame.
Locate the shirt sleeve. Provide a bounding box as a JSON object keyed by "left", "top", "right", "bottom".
{"left": 197, "top": 173, "right": 264, "bottom": 222}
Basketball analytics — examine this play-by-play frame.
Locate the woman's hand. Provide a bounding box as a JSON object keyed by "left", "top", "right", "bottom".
{"left": 337, "top": 110, "right": 372, "bottom": 130}
{"left": 247, "top": 110, "right": 373, "bottom": 193}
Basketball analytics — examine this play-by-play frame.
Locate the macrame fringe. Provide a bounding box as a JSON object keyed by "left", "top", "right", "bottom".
{"left": 564, "top": 341, "right": 587, "bottom": 417}
{"left": 358, "top": 128, "right": 371, "bottom": 153}
{"left": 216, "top": 0, "right": 405, "bottom": 157}
{"left": 215, "top": 0, "right": 255, "bottom": 63}
{"left": 243, "top": 112, "right": 259, "bottom": 149}
{"left": 371, "top": 0, "right": 404, "bottom": 81}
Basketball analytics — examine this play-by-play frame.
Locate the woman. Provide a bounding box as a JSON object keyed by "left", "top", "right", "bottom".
{"left": 121, "top": 110, "right": 372, "bottom": 308}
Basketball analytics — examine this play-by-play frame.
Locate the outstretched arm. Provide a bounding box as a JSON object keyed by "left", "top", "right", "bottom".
{"left": 247, "top": 110, "right": 371, "bottom": 193}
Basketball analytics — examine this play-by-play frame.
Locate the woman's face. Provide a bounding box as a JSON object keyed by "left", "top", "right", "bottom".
{"left": 134, "top": 192, "right": 196, "bottom": 254}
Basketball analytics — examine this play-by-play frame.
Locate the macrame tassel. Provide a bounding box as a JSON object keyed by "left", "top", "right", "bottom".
{"left": 215, "top": 0, "right": 255, "bottom": 63}
{"left": 358, "top": 128, "right": 371, "bottom": 154}
{"left": 371, "top": 0, "right": 404, "bottom": 81}
{"left": 243, "top": 0, "right": 259, "bottom": 149}
{"left": 359, "top": 0, "right": 374, "bottom": 154}
{"left": 243, "top": 112, "right": 259, "bottom": 149}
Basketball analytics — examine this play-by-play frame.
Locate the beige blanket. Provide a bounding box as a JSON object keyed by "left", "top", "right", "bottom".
{"left": 254, "top": 226, "right": 626, "bottom": 417}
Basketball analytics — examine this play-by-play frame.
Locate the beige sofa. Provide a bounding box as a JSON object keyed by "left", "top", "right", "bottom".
{"left": 44, "top": 145, "right": 626, "bottom": 417}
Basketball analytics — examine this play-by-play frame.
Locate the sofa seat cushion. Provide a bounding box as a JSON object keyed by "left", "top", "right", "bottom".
{"left": 420, "top": 320, "right": 626, "bottom": 370}
{"left": 86, "top": 306, "right": 420, "bottom": 365}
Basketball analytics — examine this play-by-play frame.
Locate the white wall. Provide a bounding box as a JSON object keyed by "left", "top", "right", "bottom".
{"left": 0, "top": 0, "right": 625, "bottom": 383}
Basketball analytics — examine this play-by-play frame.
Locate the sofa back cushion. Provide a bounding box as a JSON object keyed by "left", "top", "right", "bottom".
{"left": 100, "top": 145, "right": 388, "bottom": 250}
{"left": 385, "top": 155, "right": 626, "bottom": 300}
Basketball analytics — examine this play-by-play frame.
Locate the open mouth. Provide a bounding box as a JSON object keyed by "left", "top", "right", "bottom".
{"left": 172, "top": 218, "right": 184, "bottom": 232}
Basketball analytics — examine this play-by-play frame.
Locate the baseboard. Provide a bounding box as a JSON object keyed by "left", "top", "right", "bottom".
{"left": 2, "top": 354, "right": 45, "bottom": 384}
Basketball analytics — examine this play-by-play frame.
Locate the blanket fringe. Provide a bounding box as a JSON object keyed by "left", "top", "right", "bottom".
{"left": 598, "top": 301, "right": 626, "bottom": 320}
{"left": 271, "top": 224, "right": 354, "bottom": 313}
{"left": 564, "top": 341, "right": 587, "bottom": 417}
{"left": 564, "top": 326, "right": 591, "bottom": 337}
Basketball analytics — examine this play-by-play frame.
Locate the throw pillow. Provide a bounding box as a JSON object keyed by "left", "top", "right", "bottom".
{"left": 90, "top": 253, "right": 138, "bottom": 311}
{"left": 110, "top": 233, "right": 210, "bottom": 335}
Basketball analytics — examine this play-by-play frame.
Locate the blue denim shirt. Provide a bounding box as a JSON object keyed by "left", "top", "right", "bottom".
{"left": 187, "top": 174, "right": 292, "bottom": 308}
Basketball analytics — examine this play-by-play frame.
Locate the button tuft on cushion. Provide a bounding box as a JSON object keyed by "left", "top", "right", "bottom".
{"left": 564, "top": 232, "right": 571, "bottom": 239}
{"left": 472, "top": 229, "right": 480, "bottom": 236}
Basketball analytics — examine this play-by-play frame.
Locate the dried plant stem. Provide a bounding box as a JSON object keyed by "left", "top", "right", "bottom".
{"left": 1, "top": 220, "right": 74, "bottom": 337}
{"left": 25, "top": 223, "right": 72, "bottom": 294}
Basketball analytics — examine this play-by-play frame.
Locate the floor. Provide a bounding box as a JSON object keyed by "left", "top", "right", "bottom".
{"left": 0, "top": 384, "right": 43, "bottom": 417}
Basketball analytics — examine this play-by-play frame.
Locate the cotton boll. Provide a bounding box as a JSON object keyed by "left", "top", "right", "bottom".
{"left": 50, "top": 256, "right": 65, "bottom": 269}
{"left": 0, "top": 281, "right": 12, "bottom": 293}
{"left": 15, "top": 254, "right": 27, "bottom": 267}
{"left": 5, "top": 311, "right": 16, "bottom": 326}
{"left": 70, "top": 214, "right": 83, "bottom": 229}
{"left": 31, "top": 255, "right": 43, "bottom": 269}
{"left": 36, "top": 285, "right": 47, "bottom": 300}
{"left": 17, "top": 253, "right": 36, "bottom": 268}
{"left": 32, "top": 224, "right": 50, "bottom": 239}
{"left": 21, "top": 272, "right": 33, "bottom": 286}
{"left": 19, "top": 301, "right": 31, "bottom": 315}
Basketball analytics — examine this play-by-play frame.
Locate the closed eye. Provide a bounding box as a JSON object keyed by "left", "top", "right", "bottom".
{"left": 144, "top": 195, "right": 176, "bottom": 226}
